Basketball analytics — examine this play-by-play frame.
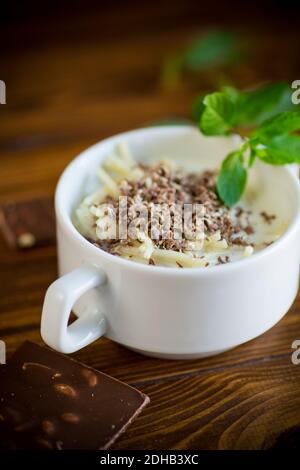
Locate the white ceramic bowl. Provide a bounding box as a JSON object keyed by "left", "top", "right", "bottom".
{"left": 41, "top": 126, "right": 300, "bottom": 359}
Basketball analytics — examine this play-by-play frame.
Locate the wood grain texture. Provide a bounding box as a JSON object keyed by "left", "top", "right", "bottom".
{"left": 0, "top": 1, "right": 300, "bottom": 450}
{"left": 115, "top": 361, "right": 300, "bottom": 450}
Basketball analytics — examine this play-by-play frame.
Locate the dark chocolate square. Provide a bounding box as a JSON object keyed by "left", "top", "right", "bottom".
{"left": 0, "top": 342, "right": 149, "bottom": 449}
{"left": 0, "top": 196, "right": 55, "bottom": 249}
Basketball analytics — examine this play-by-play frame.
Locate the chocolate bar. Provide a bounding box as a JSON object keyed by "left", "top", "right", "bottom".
{"left": 0, "top": 342, "right": 149, "bottom": 449}
{"left": 0, "top": 196, "right": 55, "bottom": 249}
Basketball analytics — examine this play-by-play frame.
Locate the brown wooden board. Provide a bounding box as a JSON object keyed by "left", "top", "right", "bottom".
{"left": 1, "top": 1, "right": 300, "bottom": 450}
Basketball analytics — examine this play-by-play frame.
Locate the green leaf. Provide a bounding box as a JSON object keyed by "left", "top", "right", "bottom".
{"left": 161, "top": 30, "right": 240, "bottom": 87}
{"left": 184, "top": 31, "right": 238, "bottom": 71}
{"left": 199, "top": 92, "right": 236, "bottom": 135}
{"left": 197, "top": 82, "right": 294, "bottom": 135}
{"left": 195, "top": 82, "right": 298, "bottom": 204}
{"left": 257, "top": 110, "right": 300, "bottom": 137}
{"left": 192, "top": 87, "right": 237, "bottom": 121}
{"left": 248, "top": 145, "right": 257, "bottom": 168}
{"left": 235, "top": 82, "right": 293, "bottom": 126}
{"left": 217, "top": 151, "right": 247, "bottom": 206}
{"left": 221, "top": 85, "right": 240, "bottom": 102}
{"left": 254, "top": 134, "right": 300, "bottom": 164}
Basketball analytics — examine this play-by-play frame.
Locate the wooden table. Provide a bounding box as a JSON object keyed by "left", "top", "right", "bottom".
{"left": 1, "top": 1, "right": 300, "bottom": 450}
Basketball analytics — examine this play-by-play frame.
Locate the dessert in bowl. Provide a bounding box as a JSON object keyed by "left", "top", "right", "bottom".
{"left": 41, "top": 126, "right": 300, "bottom": 359}
{"left": 74, "top": 141, "right": 287, "bottom": 268}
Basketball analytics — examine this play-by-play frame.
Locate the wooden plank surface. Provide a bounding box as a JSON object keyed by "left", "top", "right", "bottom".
{"left": 1, "top": 1, "right": 300, "bottom": 450}
{"left": 116, "top": 361, "right": 300, "bottom": 450}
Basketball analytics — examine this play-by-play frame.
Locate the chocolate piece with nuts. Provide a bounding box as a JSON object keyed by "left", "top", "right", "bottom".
{"left": 0, "top": 196, "right": 55, "bottom": 249}
{"left": 0, "top": 341, "right": 149, "bottom": 449}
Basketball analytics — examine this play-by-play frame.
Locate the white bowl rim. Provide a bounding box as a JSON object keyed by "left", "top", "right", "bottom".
{"left": 55, "top": 125, "right": 300, "bottom": 277}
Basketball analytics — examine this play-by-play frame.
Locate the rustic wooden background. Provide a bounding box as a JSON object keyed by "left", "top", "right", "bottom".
{"left": 1, "top": 0, "right": 300, "bottom": 450}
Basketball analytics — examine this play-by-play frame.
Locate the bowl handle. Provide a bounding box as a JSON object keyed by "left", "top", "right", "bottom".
{"left": 41, "top": 264, "right": 107, "bottom": 353}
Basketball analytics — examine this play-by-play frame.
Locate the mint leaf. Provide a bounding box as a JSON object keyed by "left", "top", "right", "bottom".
{"left": 184, "top": 31, "right": 238, "bottom": 71}
{"left": 199, "top": 92, "right": 236, "bottom": 135}
{"left": 217, "top": 151, "right": 247, "bottom": 206}
{"left": 248, "top": 145, "right": 257, "bottom": 168}
{"left": 257, "top": 110, "right": 300, "bottom": 137}
{"left": 252, "top": 111, "right": 300, "bottom": 164}
{"left": 235, "top": 82, "right": 293, "bottom": 126}
{"left": 221, "top": 85, "right": 240, "bottom": 102}
{"left": 197, "top": 82, "right": 293, "bottom": 136}
{"left": 161, "top": 30, "right": 240, "bottom": 87}
{"left": 192, "top": 86, "right": 237, "bottom": 121}
{"left": 254, "top": 134, "right": 300, "bottom": 164}
{"left": 196, "top": 82, "right": 299, "bottom": 204}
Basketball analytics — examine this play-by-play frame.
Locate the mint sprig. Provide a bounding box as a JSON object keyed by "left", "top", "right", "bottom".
{"left": 200, "top": 92, "right": 236, "bottom": 135}
{"left": 182, "top": 31, "right": 238, "bottom": 71}
{"left": 162, "top": 30, "right": 240, "bottom": 87}
{"left": 195, "top": 82, "right": 300, "bottom": 206}
{"left": 217, "top": 150, "right": 247, "bottom": 206}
